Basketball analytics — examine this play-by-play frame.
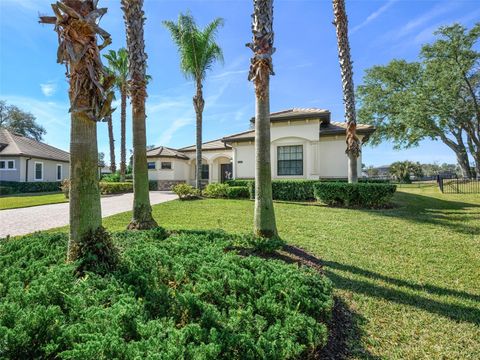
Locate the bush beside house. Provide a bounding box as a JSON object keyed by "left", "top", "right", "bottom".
{"left": 0, "top": 181, "right": 61, "bottom": 195}
{"left": 314, "top": 182, "right": 397, "bottom": 207}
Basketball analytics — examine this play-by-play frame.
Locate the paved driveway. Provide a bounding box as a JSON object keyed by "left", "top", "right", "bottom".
{"left": 0, "top": 191, "right": 177, "bottom": 238}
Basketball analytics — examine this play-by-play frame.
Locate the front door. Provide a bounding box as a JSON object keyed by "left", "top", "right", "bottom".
{"left": 220, "top": 163, "right": 233, "bottom": 183}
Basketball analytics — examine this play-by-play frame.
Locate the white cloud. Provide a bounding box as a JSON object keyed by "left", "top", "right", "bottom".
{"left": 40, "top": 81, "right": 57, "bottom": 97}
{"left": 351, "top": 0, "right": 397, "bottom": 35}
{"left": 157, "top": 117, "right": 193, "bottom": 145}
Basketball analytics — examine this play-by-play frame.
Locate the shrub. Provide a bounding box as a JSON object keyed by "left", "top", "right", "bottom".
{"left": 240, "top": 234, "right": 286, "bottom": 253}
{"left": 225, "top": 179, "right": 254, "bottom": 187}
{"left": 248, "top": 180, "right": 318, "bottom": 201}
{"left": 226, "top": 186, "right": 250, "bottom": 199}
{"left": 60, "top": 179, "right": 70, "bottom": 198}
{"left": 0, "top": 230, "right": 333, "bottom": 359}
{"left": 203, "top": 183, "right": 229, "bottom": 198}
{"left": 101, "top": 172, "right": 121, "bottom": 182}
{"left": 149, "top": 180, "right": 158, "bottom": 191}
{"left": 0, "top": 186, "right": 14, "bottom": 195}
{"left": 172, "top": 183, "right": 200, "bottom": 200}
{"left": 0, "top": 180, "right": 61, "bottom": 193}
{"left": 99, "top": 182, "right": 133, "bottom": 195}
{"left": 314, "top": 182, "right": 397, "bottom": 207}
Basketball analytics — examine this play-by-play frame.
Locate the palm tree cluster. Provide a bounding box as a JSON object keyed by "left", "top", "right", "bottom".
{"left": 40, "top": 0, "right": 359, "bottom": 264}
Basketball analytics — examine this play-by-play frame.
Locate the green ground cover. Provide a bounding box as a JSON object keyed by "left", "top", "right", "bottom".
{"left": 101, "top": 185, "right": 480, "bottom": 359}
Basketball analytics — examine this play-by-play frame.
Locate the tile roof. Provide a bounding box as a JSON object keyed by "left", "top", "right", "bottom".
{"left": 146, "top": 146, "right": 189, "bottom": 159}
{"left": 0, "top": 128, "right": 69, "bottom": 162}
{"left": 223, "top": 122, "right": 375, "bottom": 143}
{"left": 319, "top": 121, "right": 375, "bottom": 136}
{"left": 178, "top": 138, "right": 231, "bottom": 152}
{"left": 250, "top": 108, "right": 331, "bottom": 123}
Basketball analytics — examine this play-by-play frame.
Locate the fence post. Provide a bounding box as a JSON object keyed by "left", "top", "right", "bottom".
{"left": 437, "top": 175, "right": 444, "bottom": 193}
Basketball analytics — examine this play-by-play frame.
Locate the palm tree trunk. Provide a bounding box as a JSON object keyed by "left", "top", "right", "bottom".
{"left": 332, "top": 0, "right": 360, "bottom": 183}
{"left": 68, "top": 111, "right": 102, "bottom": 260}
{"left": 122, "top": 0, "right": 157, "bottom": 230}
{"left": 120, "top": 86, "right": 127, "bottom": 181}
{"left": 194, "top": 79, "right": 205, "bottom": 189}
{"left": 107, "top": 115, "right": 116, "bottom": 173}
{"left": 248, "top": 0, "right": 278, "bottom": 238}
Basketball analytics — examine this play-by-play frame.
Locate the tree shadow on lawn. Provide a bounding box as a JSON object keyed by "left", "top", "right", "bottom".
{"left": 369, "top": 191, "right": 480, "bottom": 236}
{"left": 280, "top": 245, "right": 480, "bottom": 327}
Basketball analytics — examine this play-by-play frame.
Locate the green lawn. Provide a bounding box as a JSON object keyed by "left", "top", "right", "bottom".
{"left": 99, "top": 185, "right": 480, "bottom": 359}
{"left": 0, "top": 192, "right": 67, "bottom": 210}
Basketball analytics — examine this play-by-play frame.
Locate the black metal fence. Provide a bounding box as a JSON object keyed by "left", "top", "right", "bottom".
{"left": 437, "top": 175, "right": 480, "bottom": 194}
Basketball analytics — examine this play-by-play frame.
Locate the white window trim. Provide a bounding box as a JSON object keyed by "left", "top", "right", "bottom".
{"left": 0, "top": 159, "right": 16, "bottom": 170}
{"left": 34, "top": 161, "right": 44, "bottom": 181}
{"left": 56, "top": 164, "right": 63, "bottom": 181}
{"left": 160, "top": 161, "right": 173, "bottom": 170}
{"left": 275, "top": 143, "right": 306, "bottom": 178}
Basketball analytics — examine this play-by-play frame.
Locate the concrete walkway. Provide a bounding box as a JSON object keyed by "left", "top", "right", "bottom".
{"left": 0, "top": 191, "right": 177, "bottom": 238}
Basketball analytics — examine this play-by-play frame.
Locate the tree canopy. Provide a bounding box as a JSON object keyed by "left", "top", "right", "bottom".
{"left": 0, "top": 100, "right": 46, "bottom": 141}
{"left": 163, "top": 13, "right": 224, "bottom": 82}
{"left": 357, "top": 23, "right": 480, "bottom": 178}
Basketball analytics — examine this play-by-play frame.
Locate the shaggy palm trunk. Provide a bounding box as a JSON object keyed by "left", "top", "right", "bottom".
{"left": 194, "top": 79, "right": 205, "bottom": 189}
{"left": 39, "top": 0, "right": 113, "bottom": 262}
{"left": 332, "top": 0, "right": 360, "bottom": 183}
{"left": 122, "top": 0, "right": 157, "bottom": 229}
{"left": 107, "top": 115, "right": 116, "bottom": 173}
{"left": 68, "top": 110, "right": 102, "bottom": 260}
{"left": 120, "top": 85, "right": 127, "bottom": 181}
{"left": 248, "top": 0, "right": 278, "bottom": 238}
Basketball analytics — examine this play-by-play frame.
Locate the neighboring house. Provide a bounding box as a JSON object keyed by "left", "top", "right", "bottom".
{"left": 0, "top": 128, "right": 70, "bottom": 183}
{"left": 147, "top": 108, "right": 375, "bottom": 189}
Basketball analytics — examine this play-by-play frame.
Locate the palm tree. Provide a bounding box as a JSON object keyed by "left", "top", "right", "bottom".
{"left": 332, "top": 0, "right": 360, "bottom": 183}
{"left": 40, "top": 0, "right": 115, "bottom": 260}
{"left": 106, "top": 115, "right": 116, "bottom": 173}
{"left": 121, "top": 0, "right": 158, "bottom": 229}
{"left": 247, "top": 0, "right": 278, "bottom": 238}
{"left": 163, "top": 13, "right": 224, "bottom": 189}
{"left": 104, "top": 48, "right": 129, "bottom": 181}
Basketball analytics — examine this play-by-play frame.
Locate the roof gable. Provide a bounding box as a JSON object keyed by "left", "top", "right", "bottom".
{"left": 0, "top": 128, "right": 69, "bottom": 162}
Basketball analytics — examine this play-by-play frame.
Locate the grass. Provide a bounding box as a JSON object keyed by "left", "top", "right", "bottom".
{"left": 0, "top": 192, "right": 67, "bottom": 210}
{"left": 97, "top": 185, "right": 480, "bottom": 359}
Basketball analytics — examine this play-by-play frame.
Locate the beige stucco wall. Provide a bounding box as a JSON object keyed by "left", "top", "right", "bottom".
{"left": 1, "top": 156, "right": 69, "bottom": 182}
{"left": 233, "top": 120, "right": 363, "bottom": 179}
{"left": 147, "top": 158, "right": 190, "bottom": 181}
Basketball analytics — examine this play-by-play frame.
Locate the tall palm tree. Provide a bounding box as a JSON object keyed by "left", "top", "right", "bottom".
{"left": 163, "top": 13, "right": 224, "bottom": 189}
{"left": 332, "top": 0, "right": 360, "bottom": 183}
{"left": 40, "top": 0, "right": 115, "bottom": 260}
{"left": 121, "top": 0, "right": 158, "bottom": 229}
{"left": 247, "top": 0, "right": 278, "bottom": 238}
{"left": 104, "top": 48, "right": 129, "bottom": 181}
{"left": 106, "top": 114, "right": 116, "bottom": 173}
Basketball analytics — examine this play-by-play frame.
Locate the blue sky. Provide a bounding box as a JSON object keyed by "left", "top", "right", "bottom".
{"left": 0, "top": 0, "right": 478, "bottom": 167}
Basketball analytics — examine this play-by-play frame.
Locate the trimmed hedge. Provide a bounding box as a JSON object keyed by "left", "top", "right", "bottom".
{"left": 225, "top": 179, "right": 254, "bottom": 187}
{"left": 0, "top": 230, "right": 333, "bottom": 359}
{"left": 0, "top": 181, "right": 61, "bottom": 194}
{"left": 318, "top": 178, "right": 390, "bottom": 184}
{"left": 99, "top": 182, "right": 133, "bottom": 195}
{"left": 0, "top": 186, "right": 14, "bottom": 195}
{"left": 314, "top": 182, "right": 397, "bottom": 207}
{"left": 226, "top": 186, "right": 250, "bottom": 199}
{"left": 248, "top": 180, "right": 319, "bottom": 201}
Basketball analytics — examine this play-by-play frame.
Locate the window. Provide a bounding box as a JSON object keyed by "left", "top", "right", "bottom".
{"left": 201, "top": 164, "right": 209, "bottom": 180}
{"left": 277, "top": 145, "right": 303, "bottom": 176}
{"left": 34, "top": 162, "right": 43, "bottom": 180}
{"left": 147, "top": 162, "right": 156, "bottom": 170}
{"left": 0, "top": 160, "right": 15, "bottom": 170}
{"left": 161, "top": 162, "right": 172, "bottom": 170}
{"left": 56, "top": 164, "right": 62, "bottom": 180}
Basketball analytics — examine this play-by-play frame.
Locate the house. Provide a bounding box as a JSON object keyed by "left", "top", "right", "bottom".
{"left": 0, "top": 128, "right": 70, "bottom": 183}
{"left": 147, "top": 108, "right": 375, "bottom": 190}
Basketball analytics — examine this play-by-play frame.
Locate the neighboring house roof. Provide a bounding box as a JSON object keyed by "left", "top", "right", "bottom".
{"left": 250, "top": 108, "right": 331, "bottom": 123}
{"left": 178, "top": 138, "right": 231, "bottom": 152}
{"left": 146, "top": 146, "right": 189, "bottom": 159}
{"left": 320, "top": 121, "right": 375, "bottom": 136}
{"left": 222, "top": 129, "right": 255, "bottom": 143}
{"left": 0, "top": 128, "right": 69, "bottom": 162}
